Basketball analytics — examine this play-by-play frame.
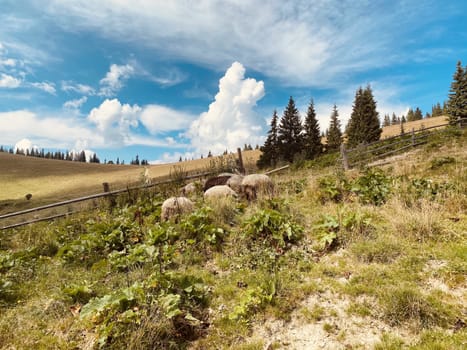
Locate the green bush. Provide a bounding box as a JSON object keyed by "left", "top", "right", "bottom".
{"left": 243, "top": 209, "right": 303, "bottom": 248}
{"left": 351, "top": 168, "right": 392, "bottom": 205}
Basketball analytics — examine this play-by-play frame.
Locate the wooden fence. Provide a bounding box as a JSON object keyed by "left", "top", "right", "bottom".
{"left": 340, "top": 117, "right": 466, "bottom": 170}
{"left": 0, "top": 171, "right": 214, "bottom": 231}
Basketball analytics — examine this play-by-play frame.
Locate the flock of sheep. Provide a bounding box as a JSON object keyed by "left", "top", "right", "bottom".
{"left": 161, "top": 173, "right": 274, "bottom": 221}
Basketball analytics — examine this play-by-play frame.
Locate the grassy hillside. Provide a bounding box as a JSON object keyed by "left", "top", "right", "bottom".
{"left": 0, "top": 127, "right": 465, "bottom": 349}
{"left": 0, "top": 150, "right": 261, "bottom": 213}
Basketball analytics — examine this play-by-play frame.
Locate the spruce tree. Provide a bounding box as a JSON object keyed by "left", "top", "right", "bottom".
{"left": 383, "top": 114, "right": 391, "bottom": 127}
{"left": 326, "top": 105, "right": 342, "bottom": 151}
{"left": 391, "top": 113, "right": 398, "bottom": 125}
{"left": 303, "top": 99, "right": 322, "bottom": 160}
{"left": 414, "top": 107, "right": 423, "bottom": 120}
{"left": 447, "top": 61, "right": 467, "bottom": 124}
{"left": 346, "top": 86, "right": 382, "bottom": 147}
{"left": 258, "top": 110, "right": 280, "bottom": 168}
{"left": 406, "top": 108, "right": 415, "bottom": 122}
{"left": 278, "top": 97, "right": 304, "bottom": 163}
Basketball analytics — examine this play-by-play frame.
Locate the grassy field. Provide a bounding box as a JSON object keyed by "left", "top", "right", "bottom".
{"left": 0, "top": 116, "right": 448, "bottom": 212}
{"left": 380, "top": 115, "right": 448, "bottom": 139}
{"left": 0, "top": 150, "right": 261, "bottom": 213}
{"left": 0, "top": 126, "right": 465, "bottom": 349}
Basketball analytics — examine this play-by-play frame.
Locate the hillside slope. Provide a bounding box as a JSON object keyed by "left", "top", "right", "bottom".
{"left": 0, "top": 127, "right": 465, "bottom": 349}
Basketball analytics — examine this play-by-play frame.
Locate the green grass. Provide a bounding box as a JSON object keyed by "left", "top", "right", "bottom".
{"left": 0, "top": 129, "right": 466, "bottom": 349}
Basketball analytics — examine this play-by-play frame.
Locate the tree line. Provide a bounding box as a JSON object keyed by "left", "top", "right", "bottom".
{"left": 258, "top": 60, "right": 467, "bottom": 168}
{"left": 0, "top": 146, "right": 150, "bottom": 166}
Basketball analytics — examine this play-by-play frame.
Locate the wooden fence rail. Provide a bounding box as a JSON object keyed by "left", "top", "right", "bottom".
{"left": 0, "top": 170, "right": 215, "bottom": 230}
{"left": 341, "top": 117, "right": 466, "bottom": 170}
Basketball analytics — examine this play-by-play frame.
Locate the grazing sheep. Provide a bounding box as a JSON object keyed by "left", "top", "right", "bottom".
{"left": 241, "top": 174, "right": 274, "bottom": 200}
{"left": 203, "top": 175, "right": 232, "bottom": 192}
{"left": 181, "top": 182, "right": 198, "bottom": 196}
{"left": 161, "top": 197, "right": 194, "bottom": 222}
{"left": 204, "top": 185, "right": 237, "bottom": 200}
{"left": 226, "top": 174, "right": 244, "bottom": 193}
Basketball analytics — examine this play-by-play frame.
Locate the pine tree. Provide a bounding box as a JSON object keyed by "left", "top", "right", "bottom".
{"left": 303, "top": 99, "right": 322, "bottom": 160}
{"left": 383, "top": 114, "right": 391, "bottom": 127}
{"left": 414, "top": 107, "right": 423, "bottom": 120}
{"left": 346, "top": 86, "right": 382, "bottom": 147}
{"left": 326, "top": 104, "right": 342, "bottom": 151}
{"left": 278, "top": 97, "right": 304, "bottom": 163}
{"left": 406, "top": 108, "right": 415, "bottom": 122}
{"left": 447, "top": 61, "right": 467, "bottom": 124}
{"left": 258, "top": 110, "right": 280, "bottom": 168}
{"left": 431, "top": 103, "right": 443, "bottom": 117}
{"left": 391, "top": 113, "right": 398, "bottom": 125}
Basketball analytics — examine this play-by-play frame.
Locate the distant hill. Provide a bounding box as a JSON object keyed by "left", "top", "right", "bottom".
{"left": 0, "top": 149, "right": 261, "bottom": 205}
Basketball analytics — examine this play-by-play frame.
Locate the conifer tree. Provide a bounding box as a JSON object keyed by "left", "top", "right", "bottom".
{"left": 346, "top": 86, "right": 382, "bottom": 147}
{"left": 406, "top": 108, "right": 415, "bottom": 122}
{"left": 258, "top": 110, "right": 280, "bottom": 168}
{"left": 278, "top": 97, "right": 304, "bottom": 163}
{"left": 326, "top": 105, "right": 342, "bottom": 151}
{"left": 383, "top": 114, "right": 391, "bottom": 127}
{"left": 391, "top": 113, "right": 398, "bottom": 125}
{"left": 414, "top": 107, "right": 423, "bottom": 120}
{"left": 431, "top": 103, "right": 443, "bottom": 117}
{"left": 447, "top": 61, "right": 467, "bottom": 124}
{"left": 303, "top": 99, "right": 322, "bottom": 160}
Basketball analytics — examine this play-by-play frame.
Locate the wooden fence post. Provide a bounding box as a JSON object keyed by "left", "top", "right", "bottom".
{"left": 340, "top": 143, "right": 349, "bottom": 170}
{"left": 237, "top": 147, "right": 245, "bottom": 175}
{"left": 411, "top": 128, "right": 415, "bottom": 146}
{"left": 102, "top": 182, "right": 116, "bottom": 209}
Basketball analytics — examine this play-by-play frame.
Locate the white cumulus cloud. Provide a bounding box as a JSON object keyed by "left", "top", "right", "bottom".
{"left": 140, "top": 105, "right": 195, "bottom": 134}
{"left": 63, "top": 96, "right": 87, "bottom": 109}
{"left": 99, "top": 63, "right": 134, "bottom": 96}
{"left": 0, "top": 73, "right": 21, "bottom": 88}
{"left": 188, "top": 61, "right": 265, "bottom": 156}
{"left": 14, "top": 138, "right": 38, "bottom": 153}
{"left": 88, "top": 98, "right": 141, "bottom": 146}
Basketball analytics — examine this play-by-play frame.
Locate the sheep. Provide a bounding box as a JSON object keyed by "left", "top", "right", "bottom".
{"left": 204, "top": 185, "right": 237, "bottom": 200}
{"left": 161, "top": 197, "right": 194, "bottom": 222}
{"left": 180, "top": 182, "right": 198, "bottom": 196}
{"left": 241, "top": 174, "right": 274, "bottom": 200}
{"left": 226, "top": 174, "right": 243, "bottom": 193}
{"left": 203, "top": 175, "right": 232, "bottom": 192}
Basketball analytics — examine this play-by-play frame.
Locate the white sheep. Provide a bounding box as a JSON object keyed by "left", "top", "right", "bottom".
{"left": 241, "top": 174, "right": 274, "bottom": 200}
{"left": 226, "top": 174, "right": 244, "bottom": 193}
{"left": 204, "top": 185, "right": 237, "bottom": 200}
{"left": 161, "top": 197, "right": 194, "bottom": 222}
{"left": 180, "top": 182, "right": 198, "bottom": 196}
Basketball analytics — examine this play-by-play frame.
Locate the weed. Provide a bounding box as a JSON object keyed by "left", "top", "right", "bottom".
{"left": 243, "top": 208, "right": 303, "bottom": 249}
{"left": 351, "top": 168, "right": 392, "bottom": 205}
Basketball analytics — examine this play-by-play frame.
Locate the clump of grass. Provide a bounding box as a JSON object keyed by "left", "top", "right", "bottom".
{"left": 374, "top": 333, "right": 405, "bottom": 350}
{"left": 429, "top": 156, "right": 456, "bottom": 169}
{"left": 350, "top": 237, "right": 402, "bottom": 264}
{"left": 380, "top": 285, "right": 455, "bottom": 329}
{"left": 385, "top": 199, "right": 446, "bottom": 242}
{"left": 300, "top": 304, "right": 326, "bottom": 322}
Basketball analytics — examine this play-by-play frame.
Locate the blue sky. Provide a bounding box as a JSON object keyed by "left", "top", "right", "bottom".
{"left": 1, "top": 0, "right": 466, "bottom": 163}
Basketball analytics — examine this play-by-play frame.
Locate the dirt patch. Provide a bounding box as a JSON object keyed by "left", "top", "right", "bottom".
{"left": 251, "top": 291, "right": 413, "bottom": 349}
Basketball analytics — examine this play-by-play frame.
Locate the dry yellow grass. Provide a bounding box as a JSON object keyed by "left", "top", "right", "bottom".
{"left": 380, "top": 115, "right": 448, "bottom": 139}
{"left": 0, "top": 150, "right": 261, "bottom": 204}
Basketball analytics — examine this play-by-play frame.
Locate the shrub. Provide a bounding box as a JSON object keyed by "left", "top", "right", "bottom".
{"left": 243, "top": 209, "right": 303, "bottom": 249}
{"left": 351, "top": 168, "right": 392, "bottom": 205}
